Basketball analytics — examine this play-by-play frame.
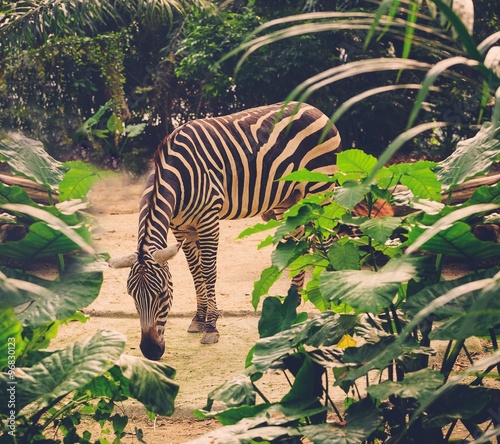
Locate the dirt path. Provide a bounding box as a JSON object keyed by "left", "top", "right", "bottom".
{"left": 54, "top": 174, "right": 303, "bottom": 443}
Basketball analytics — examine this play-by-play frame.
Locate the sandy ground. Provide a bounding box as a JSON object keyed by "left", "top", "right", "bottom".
{"left": 53, "top": 173, "right": 313, "bottom": 443}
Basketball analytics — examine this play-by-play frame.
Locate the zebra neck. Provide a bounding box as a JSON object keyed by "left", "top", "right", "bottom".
{"left": 136, "top": 167, "right": 177, "bottom": 257}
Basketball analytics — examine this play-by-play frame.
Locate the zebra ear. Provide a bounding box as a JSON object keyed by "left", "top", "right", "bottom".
{"left": 151, "top": 241, "right": 184, "bottom": 267}
{"left": 108, "top": 253, "right": 137, "bottom": 268}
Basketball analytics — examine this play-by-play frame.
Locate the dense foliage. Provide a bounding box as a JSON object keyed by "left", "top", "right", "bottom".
{"left": 1, "top": 0, "right": 498, "bottom": 172}
{"left": 0, "top": 132, "right": 179, "bottom": 443}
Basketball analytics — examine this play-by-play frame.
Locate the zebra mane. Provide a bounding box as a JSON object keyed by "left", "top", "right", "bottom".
{"left": 136, "top": 137, "right": 169, "bottom": 257}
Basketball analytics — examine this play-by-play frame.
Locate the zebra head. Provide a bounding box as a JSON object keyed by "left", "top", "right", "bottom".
{"left": 109, "top": 243, "right": 182, "bottom": 360}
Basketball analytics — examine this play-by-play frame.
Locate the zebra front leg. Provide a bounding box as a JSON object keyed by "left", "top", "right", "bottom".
{"left": 172, "top": 227, "right": 207, "bottom": 333}
{"left": 198, "top": 216, "right": 221, "bottom": 344}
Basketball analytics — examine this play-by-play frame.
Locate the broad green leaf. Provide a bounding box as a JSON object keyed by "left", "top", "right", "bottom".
{"left": 342, "top": 337, "right": 396, "bottom": 365}
{"left": 252, "top": 312, "right": 357, "bottom": 372}
{"left": 359, "top": 216, "right": 402, "bottom": 244}
{"left": 320, "top": 256, "right": 427, "bottom": 313}
{"left": 304, "top": 273, "right": 329, "bottom": 312}
{"left": 186, "top": 424, "right": 299, "bottom": 444}
{"left": 116, "top": 354, "right": 178, "bottom": 416}
{"left": 252, "top": 265, "right": 282, "bottom": 310}
{"left": 423, "top": 386, "right": 493, "bottom": 429}
{"left": 405, "top": 203, "right": 499, "bottom": 256}
{"left": 203, "top": 373, "right": 256, "bottom": 411}
{"left": 0, "top": 329, "right": 126, "bottom": 415}
{"left": 279, "top": 169, "right": 335, "bottom": 183}
{"left": 124, "top": 123, "right": 146, "bottom": 138}
{"left": 258, "top": 289, "right": 301, "bottom": 338}
{"left": 194, "top": 400, "right": 326, "bottom": 442}
{"left": 0, "top": 308, "right": 23, "bottom": 370}
{"left": 59, "top": 161, "right": 114, "bottom": 202}
{"left": 400, "top": 168, "right": 441, "bottom": 201}
{"left": 465, "top": 180, "right": 500, "bottom": 206}
{"left": 0, "top": 182, "right": 82, "bottom": 225}
{"left": 367, "top": 368, "right": 444, "bottom": 400}
{"left": 336, "top": 149, "right": 377, "bottom": 175}
{"left": 328, "top": 242, "right": 360, "bottom": 270}
{"left": 435, "top": 123, "right": 500, "bottom": 191}
{"left": 0, "top": 220, "right": 91, "bottom": 260}
{"left": 273, "top": 204, "right": 318, "bottom": 242}
{"left": 281, "top": 353, "right": 324, "bottom": 403}
{"left": 195, "top": 403, "right": 270, "bottom": 424}
{"left": 301, "top": 398, "right": 382, "bottom": 444}
{"left": 334, "top": 181, "right": 371, "bottom": 210}
{"left": 0, "top": 131, "right": 67, "bottom": 190}
{"left": 0, "top": 256, "right": 104, "bottom": 328}
{"left": 237, "top": 219, "right": 280, "bottom": 239}
{"left": 430, "top": 272, "right": 500, "bottom": 340}
{"left": 0, "top": 201, "right": 94, "bottom": 259}
{"left": 407, "top": 221, "right": 500, "bottom": 260}
{"left": 271, "top": 239, "right": 309, "bottom": 270}
{"left": 403, "top": 267, "right": 500, "bottom": 319}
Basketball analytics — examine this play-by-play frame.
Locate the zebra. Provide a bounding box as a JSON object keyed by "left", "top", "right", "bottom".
{"left": 109, "top": 102, "right": 341, "bottom": 360}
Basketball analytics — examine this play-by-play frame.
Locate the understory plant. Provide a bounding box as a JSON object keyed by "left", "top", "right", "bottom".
{"left": 0, "top": 131, "right": 179, "bottom": 443}
{"left": 189, "top": 0, "right": 500, "bottom": 443}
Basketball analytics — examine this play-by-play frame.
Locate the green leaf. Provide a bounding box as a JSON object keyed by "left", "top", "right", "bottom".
{"left": 0, "top": 130, "right": 67, "bottom": 190}
{"left": 204, "top": 373, "right": 256, "bottom": 410}
{"left": 124, "top": 123, "right": 146, "bottom": 138}
{"left": 271, "top": 239, "right": 309, "bottom": 270}
{"left": 0, "top": 308, "right": 23, "bottom": 370}
{"left": 281, "top": 353, "right": 324, "bottom": 404}
{"left": 258, "top": 289, "right": 301, "bottom": 338}
{"left": 59, "top": 161, "right": 114, "bottom": 202}
{"left": 0, "top": 220, "right": 91, "bottom": 260}
{"left": 465, "top": 180, "right": 500, "bottom": 206}
{"left": 116, "top": 354, "right": 178, "bottom": 416}
{"left": 0, "top": 256, "right": 105, "bottom": 328}
{"left": 328, "top": 242, "right": 360, "bottom": 270}
{"left": 252, "top": 265, "right": 282, "bottom": 310}
{"left": 367, "top": 368, "right": 444, "bottom": 400}
{"left": 435, "top": 123, "right": 500, "bottom": 191}
{"left": 403, "top": 267, "right": 500, "bottom": 319}
{"left": 430, "top": 272, "right": 500, "bottom": 340}
{"left": 238, "top": 219, "right": 280, "bottom": 239}
{"left": 407, "top": 221, "right": 500, "bottom": 260}
{"left": 423, "top": 386, "right": 493, "bottom": 428}
{"left": 0, "top": 203, "right": 94, "bottom": 258}
{"left": 0, "top": 329, "right": 126, "bottom": 415}
{"left": 279, "top": 169, "right": 335, "bottom": 183}
{"left": 334, "top": 181, "right": 371, "bottom": 211}
{"left": 336, "top": 149, "right": 377, "bottom": 175}
{"left": 400, "top": 168, "right": 441, "bottom": 201}
{"left": 405, "top": 203, "right": 500, "bottom": 256}
{"left": 252, "top": 312, "right": 357, "bottom": 372}
{"left": 359, "top": 216, "right": 402, "bottom": 244}
{"left": 320, "top": 256, "right": 427, "bottom": 313}
{"left": 301, "top": 398, "right": 382, "bottom": 444}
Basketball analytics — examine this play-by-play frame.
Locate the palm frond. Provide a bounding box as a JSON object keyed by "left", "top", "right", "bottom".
{"left": 0, "top": 0, "right": 214, "bottom": 51}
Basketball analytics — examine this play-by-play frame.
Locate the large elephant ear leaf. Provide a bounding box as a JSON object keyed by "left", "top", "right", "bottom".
{"left": 434, "top": 123, "right": 500, "bottom": 191}
{"left": 0, "top": 130, "right": 67, "bottom": 191}
{"left": 301, "top": 398, "right": 383, "bottom": 444}
{"left": 115, "top": 354, "right": 179, "bottom": 416}
{"left": 0, "top": 329, "right": 126, "bottom": 416}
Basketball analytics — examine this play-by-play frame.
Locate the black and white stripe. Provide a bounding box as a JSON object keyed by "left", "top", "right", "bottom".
{"left": 110, "top": 102, "right": 341, "bottom": 360}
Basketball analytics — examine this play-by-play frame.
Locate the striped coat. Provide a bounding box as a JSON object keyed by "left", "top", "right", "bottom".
{"left": 110, "top": 102, "right": 341, "bottom": 360}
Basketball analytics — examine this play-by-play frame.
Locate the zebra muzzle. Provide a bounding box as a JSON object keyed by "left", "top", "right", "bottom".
{"left": 140, "top": 327, "right": 165, "bottom": 360}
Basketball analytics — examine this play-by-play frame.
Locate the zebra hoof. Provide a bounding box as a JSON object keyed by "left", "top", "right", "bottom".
{"left": 200, "top": 331, "right": 220, "bottom": 344}
{"left": 187, "top": 320, "right": 205, "bottom": 333}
